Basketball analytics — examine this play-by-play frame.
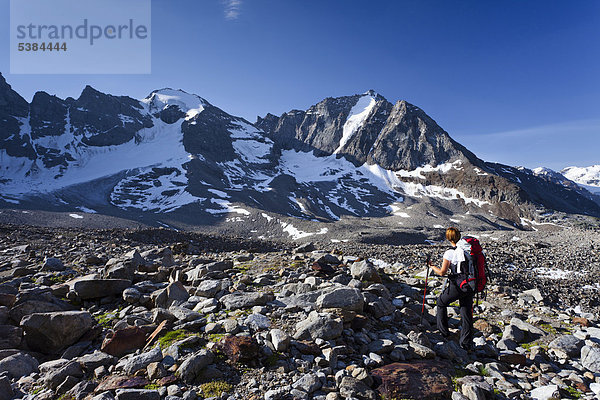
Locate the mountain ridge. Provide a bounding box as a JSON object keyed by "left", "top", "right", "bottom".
{"left": 1, "top": 72, "right": 599, "bottom": 237}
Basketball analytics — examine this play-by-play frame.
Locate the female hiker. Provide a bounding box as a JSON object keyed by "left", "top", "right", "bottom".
{"left": 427, "top": 227, "right": 474, "bottom": 351}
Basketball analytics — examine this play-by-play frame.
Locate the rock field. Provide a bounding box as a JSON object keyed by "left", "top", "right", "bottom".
{"left": 1, "top": 223, "right": 600, "bottom": 400}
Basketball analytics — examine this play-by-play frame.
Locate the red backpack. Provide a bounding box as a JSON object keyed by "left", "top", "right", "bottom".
{"left": 458, "top": 236, "right": 489, "bottom": 293}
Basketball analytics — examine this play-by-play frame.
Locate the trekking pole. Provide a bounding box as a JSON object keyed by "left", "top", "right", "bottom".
{"left": 420, "top": 253, "right": 432, "bottom": 325}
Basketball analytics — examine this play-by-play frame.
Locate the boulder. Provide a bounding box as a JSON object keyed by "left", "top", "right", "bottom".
{"left": 292, "top": 372, "right": 322, "bottom": 394}
{"left": 73, "top": 279, "right": 132, "bottom": 300}
{"left": 350, "top": 260, "right": 381, "bottom": 282}
{"left": 153, "top": 281, "right": 189, "bottom": 308}
{"left": 122, "top": 346, "right": 163, "bottom": 375}
{"left": 530, "top": 385, "right": 560, "bottom": 400}
{"left": 294, "top": 311, "right": 343, "bottom": 341}
{"left": 0, "top": 352, "right": 39, "bottom": 379}
{"left": 20, "top": 311, "right": 93, "bottom": 353}
{"left": 221, "top": 335, "right": 259, "bottom": 364}
{"left": 339, "top": 376, "right": 377, "bottom": 400}
{"left": 0, "top": 376, "right": 14, "bottom": 400}
{"left": 220, "top": 291, "right": 273, "bottom": 310}
{"left": 548, "top": 335, "right": 584, "bottom": 358}
{"left": 269, "top": 329, "right": 290, "bottom": 352}
{"left": 115, "top": 389, "right": 160, "bottom": 400}
{"left": 371, "top": 361, "right": 453, "bottom": 400}
{"left": 42, "top": 257, "right": 65, "bottom": 271}
{"left": 0, "top": 325, "right": 22, "bottom": 349}
{"left": 176, "top": 349, "right": 215, "bottom": 383}
{"left": 316, "top": 287, "right": 364, "bottom": 312}
{"left": 194, "top": 279, "right": 222, "bottom": 297}
{"left": 101, "top": 326, "right": 147, "bottom": 357}
{"left": 581, "top": 345, "right": 600, "bottom": 373}
{"left": 78, "top": 351, "right": 116, "bottom": 371}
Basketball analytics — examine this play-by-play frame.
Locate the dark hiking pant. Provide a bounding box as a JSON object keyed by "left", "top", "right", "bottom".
{"left": 436, "top": 280, "right": 474, "bottom": 348}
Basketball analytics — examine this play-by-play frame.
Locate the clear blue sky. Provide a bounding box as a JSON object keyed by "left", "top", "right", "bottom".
{"left": 1, "top": 0, "right": 598, "bottom": 170}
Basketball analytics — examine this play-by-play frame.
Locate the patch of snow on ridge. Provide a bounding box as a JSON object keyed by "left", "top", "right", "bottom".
{"left": 142, "top": 89, "right": 205, "bottom": 120}
{"left": 396, "top": 160, "right": 463, "bottom": 179}
{"left": 533, "top": 267, "right": 582, "bottom": 280}
{"left": 333, "top": 94, "right": 377, "bottom": 154}
{"left": 69, "top": 214, "right": 83, "bottom": 219}
{"left": 280, "top": 221, "right": 328, "bottom": 240}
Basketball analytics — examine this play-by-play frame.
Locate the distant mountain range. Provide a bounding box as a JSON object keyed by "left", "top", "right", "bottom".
{"left": 1, "top": 72, "right": 599, "bottom": 233}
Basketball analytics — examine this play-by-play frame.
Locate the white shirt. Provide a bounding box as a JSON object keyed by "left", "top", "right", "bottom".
{"left": 443, "top": 239, "right": 470, "bottom": 274}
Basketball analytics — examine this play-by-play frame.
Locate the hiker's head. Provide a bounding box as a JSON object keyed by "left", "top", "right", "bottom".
{"left": 445, "top": 227, "right": 461, "bottom": 244}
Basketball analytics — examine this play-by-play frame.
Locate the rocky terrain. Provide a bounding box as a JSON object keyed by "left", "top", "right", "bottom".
{"left": 1, "top": 224, "right": 600, "bottom": 400}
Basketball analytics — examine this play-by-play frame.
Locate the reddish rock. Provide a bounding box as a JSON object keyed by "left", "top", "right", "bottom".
{"left": 312, "top": 261, "right": 335, "bottom": 276}
{"left": 473, "top": 319, "right": 495, "bottom": 336}
{"left": 95, "top": 375, "right": 149, "bottom": 392}
{"left": 572, "top": 317, "right": 590, "bottom": 327}
{"left": 222, "top": 335, "right": 259, "bottom": 364}
{"left": 372, "top": 361, "right": 453, "bottom": 400}
{"left": 157, "top": 375, "right": 177, "bottom": 386}
{"left": 102, "top": 326, "right": 147, "bottom": 357}
{"left": 293, "top": 340, "right": 322, "bottom": 356}
{"left": 499, "top": 353, "right": 527, "bottom": 366}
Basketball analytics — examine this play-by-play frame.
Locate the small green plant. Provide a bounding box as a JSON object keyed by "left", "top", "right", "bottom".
{"left": 206, "top": 333, "right": 225, "bottom": 343}
{"left": 57, "top": 395, "right": 75, "bottom": 400}
{"left": 477, "top": 365, "right": 489, "bottom": 377}
{"left": 565, "top": 386, "right": 581, "bottom": 399}
{"left": 94, "top": 311, "right": 119, "bottom": 329}
{"left": 264, "top": 351, "right": 281, "bottom": 367}
{"left": 158, "top": 329, "right": 194, "bottom": 348}
{"left": 200, "top": 380, "right": 233, "bottom": 397}
{"left": 144, "top": 383, "right": 160, "bottom": 390}
{"left": 539, "top": 323, "right": 558, "bottom": 334}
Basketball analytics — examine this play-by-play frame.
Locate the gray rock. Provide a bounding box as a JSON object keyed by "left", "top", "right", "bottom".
{"left": 176, "top": 349, "right": 215, "bottom": 383}
{"left": 45, "top": 360, "right": 83, "bottom": 390}
{"left": 316, "top": 287, "right": 364, "bottom": 312}
{"left": 265, "top": 387, "right": 290, "bottom": 400}
{"left": 269, "top": 329, "right": 290, "bottom": 352}
{"left": 91, "top": 392, "right": 116, "bottom": 400}
{"left": 0, "top": 324, "right": 22, "bottom": 349}
{"left": 78, "top": 351, "right": 116, "bottom": 371}
{"left": 115, "top": 389, "right": 161, "bottom": 400}
{"left": 20, "top": 311, "right": 93, "bottom": 353}
{"left": 168, "top": 306, "right": 201, "bottom": 322}
{"left": 154, "top": 281, "right": 189, "bottom": 308}
{"left": 520, "top": 288, "right": 544, "bottom": 302}
{"left": 294, "top": 311, "right": 343, "bottom": 341}
{"left": 496, "top": 338, "right": 518, "bottom": 352}
{"left": 350, "top": 260, "right": 380, "bottom": 282}
{"left": 245, "top": 313, "right": 271, "bottom": 331}
{"left": 529, "top": 385, "right": 559, "bottom": 400}
{"left": 194, "top": 279, "right": 222, "bottom": 297}
{"left": 503, "top": 324, "right": 525, "bottom": 343}
{"left": 73, "top": 279, "right": 131, "bottom": 300}
{"left": 122, "top": 346, "right": 163, "bottom": 374}
{"left": 581, "top": 345, "right": 600, "bottom": 373}
{"left": 220, "top": 291, "right": 273, "bottom": 310}
{"left": 457, "top": 376, "right": 492, "bottom": 400}
{"left": 0, "top": 376, "right": 14, "bottom": 400}
{"left": 292, "top": 372, "right": 322, "bottom": 394}
{"left": 42, "top": 257, "right": 65, "bottom": 271}
{"left": 0, "top": 352, "right": 38, "bottom": 379}
{"left": 409, "top": 341, "right": 436, "bottom": 359}
{"left": 548, "top": 335, "right": 583, "bottom": 358}
{"left": 122, "top": 287, "right": 141, "bottom": 304}
{"left": 509, "top": 317, "right": 544, "bottom": 338}
{"left": 338, "top": 376, "right": 377, "bottom": 400}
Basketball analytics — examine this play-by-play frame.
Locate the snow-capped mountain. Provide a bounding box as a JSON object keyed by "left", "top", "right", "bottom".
{"left": 562, "top": 165, "right": 600, "bottom": 194}
{"left": 1, "top": 72, "right": 600, "bottom": 233}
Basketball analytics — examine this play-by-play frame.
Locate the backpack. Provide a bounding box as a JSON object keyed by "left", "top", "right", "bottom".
{"left": 456, "top": 236, "right": 489, "bottom": 294}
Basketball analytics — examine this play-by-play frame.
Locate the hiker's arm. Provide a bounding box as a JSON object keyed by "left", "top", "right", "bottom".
{"left": 428, "top": 258, "right": 450, "bottom": 276}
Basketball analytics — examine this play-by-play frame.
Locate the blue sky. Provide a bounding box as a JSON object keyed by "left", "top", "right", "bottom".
{"left": 1, "top": 0, "right": 598, "bottom": 170}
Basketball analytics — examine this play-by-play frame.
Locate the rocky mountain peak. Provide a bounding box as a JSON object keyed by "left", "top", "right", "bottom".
{"left": 0, "top": 73, "right": 29, "bottom": 117}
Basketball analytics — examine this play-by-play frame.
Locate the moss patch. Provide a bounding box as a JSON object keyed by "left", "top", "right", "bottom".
{"left": 158, "top": 329, "right": 195, "bottom": 348}
{"left": 200, "top": 380, "right": 233, "bottom": 397}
